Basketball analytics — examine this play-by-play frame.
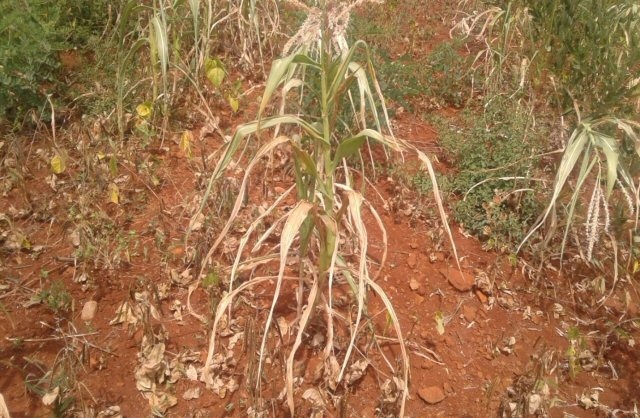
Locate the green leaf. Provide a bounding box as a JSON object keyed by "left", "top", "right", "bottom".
{"left": 332, "top": 136, "right": 366, "bottom": 169}
{"left": 593, "top": 132, "right": 619, "bottom": 197}
{"left": 207, "top": 67, "right": 225, "bottom": 87}
{"left": 259, "top": 54, "right": 319, "bottom": 118}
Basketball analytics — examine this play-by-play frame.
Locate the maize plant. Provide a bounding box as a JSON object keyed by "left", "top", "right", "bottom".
{"left": 192, "top": 0, "right": 458, "bottom": 414}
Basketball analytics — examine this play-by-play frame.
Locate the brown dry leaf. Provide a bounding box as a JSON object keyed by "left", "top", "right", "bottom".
{"left": 109, "top": 302, "right": 138, "bottom": 326}
{"left": 170, "top": 300, "right": 184, "bottom": 321}
{"left": 148, "top": 391, "right": 177, "bottom": 415}
{"left": 325, "top": 356, "right": 340, "bottom": 391}
{"left": 182, "top": 387, "right": 201, "bottom": 400}
{"left": 345, "top": 359, "right": 369, "bottom": 385}
{"left": 302, "top": 388, "right": 326, "bottom": 409}
{"left": 96, "top": 406, "right": 122, "bottom": 418}
{"left": 189, "top": 213, "right": 205, "bottom": 232}
{"left": 135, "top": 343, "right": 168, "bottom": 392}
{"left": 185, "top": 364, "right": 198, "bottom": 381}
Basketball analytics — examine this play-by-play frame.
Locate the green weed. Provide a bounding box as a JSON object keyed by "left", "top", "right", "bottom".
{"left": 436, "top": 97, "right": 545, "bottom": 251}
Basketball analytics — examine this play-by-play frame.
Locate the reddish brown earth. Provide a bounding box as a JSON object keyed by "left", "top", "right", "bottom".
{"left": 1, "top": 2, "right": 639, "bottom": 418}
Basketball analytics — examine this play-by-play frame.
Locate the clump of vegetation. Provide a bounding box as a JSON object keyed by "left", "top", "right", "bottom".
{"left": 436, "top": 97, "right": 545, "bottom": 252}
{"left": 0, "top": 0, "right": 109, "bottom": 126}
{"left": 455, "top": 0, "right": 640, "bottom": 269}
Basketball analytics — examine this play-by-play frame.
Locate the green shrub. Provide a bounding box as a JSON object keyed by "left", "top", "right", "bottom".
{"left": 0, "top": 0, "right": 109, "bottom": 126}
{"left": 438, "top": 98, "right": 545, "bottom": 251}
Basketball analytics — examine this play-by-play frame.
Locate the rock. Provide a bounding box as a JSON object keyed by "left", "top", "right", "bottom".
{"left": 447, "top": 270, "right": 474, "bottom": 291}
{"left": 462, "top": 305, "right": 477, "bottom": 322}
{"left": 81, "top": 300, "right": 98, "bottom": 321}
{"left": 409, "top": 278, "right": 420, "bottom": 291}
{"left": 418, "top": 386, "right": 445, "bottom": 404}
{"left": 475, "top": 289, "right": 488, "bottom": 303}
{"left": 407, "top": 253, "right": 418, "bottom": 269}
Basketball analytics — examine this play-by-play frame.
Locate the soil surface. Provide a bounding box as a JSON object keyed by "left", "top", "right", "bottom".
{"left": 1, "top": 2, "right": 639, "bottom": 418}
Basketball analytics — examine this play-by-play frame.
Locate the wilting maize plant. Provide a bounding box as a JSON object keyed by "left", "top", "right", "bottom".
{"left": 192, "top": 0, "right": 458, "bottom": 414}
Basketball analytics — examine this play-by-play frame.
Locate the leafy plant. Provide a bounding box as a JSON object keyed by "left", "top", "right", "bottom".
{"left": 520, "top": 117, "right": 640, "bottom": 262}
{"left": 38, "top": 280, "right": 72, "bottom": 313}
{"left": 437, "top": 97, "right": 545, "bottom": 252}
{"left": 0, "top": 0, "right": 109, "bottom": 125}
{"left": 190, "top": 1, "right": 457, "bottom": 414}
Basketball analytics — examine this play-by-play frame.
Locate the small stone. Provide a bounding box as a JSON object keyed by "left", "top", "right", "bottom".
{"left": 410, "top": 242, "right": 418, "bottom": 249}
{"left": 420, "top": 360, "right": 433, "bottom": 370}
{"left": 475, "top": 289, "right": 488, "bottom": 303}
{"left": 462, "top": 305, "right": 477, "bottom": 322}
{"left": 409, "top": 278, "right": 420, "bottom": 291}
{"left": 81, "top": 300, "right": 98, "bottom": 321}
{"left": 447, "top": 270, "right": 474, "bottom": 292}
{"left": 418, "top": 386, "right": 445, "bottom": 405}
{"left": 407, "top": 253, "right": 418, "bottom": 269}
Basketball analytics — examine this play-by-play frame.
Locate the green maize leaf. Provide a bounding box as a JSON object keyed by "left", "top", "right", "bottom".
{"left": 290, "top": 143, "right": 318, "bottom": 177}
{"left": 259, "top": 54, "right": 319, "bottom": 118}
{"left": 332, "top": 135, "right": 366, "bottom": 169}
{"left": 593, "top": 131, "right": 619, "bottom": 196}
{"left": 151, "top": 16, "right": 169, "bottom": 80}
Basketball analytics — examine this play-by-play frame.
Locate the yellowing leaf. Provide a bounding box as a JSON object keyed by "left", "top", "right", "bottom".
{"left": 435, "top": 311, "right": 445, "bottom": 335}
{"left": 228, "top": 96, "right": 239, "bottom": 113}
{"left": 109, "top": 183, "right": 120, "bottom": 204}
{"left": 50, "top": 154, "right": 66, "bottom": 174}
{"left": 97, "top": 151, "right": 106, "bottom": 160}
{"left": 207, "top": 67, "right": 225, "bottom": 87}
{"left": 180, "top": 131, "right": 193, "bottom": 158}
{"left": 136, "top": 102, "right": 153, "bottom": 119}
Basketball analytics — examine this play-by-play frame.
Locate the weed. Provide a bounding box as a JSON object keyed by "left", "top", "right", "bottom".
{"left": 38, "top": 281, "right": 72, "bottom": 314}
{"left": 0, "top": 0, "right": 109, "bottom": 126}
{"left": 436, "top": 97, "right": 545, "bottom": 251}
